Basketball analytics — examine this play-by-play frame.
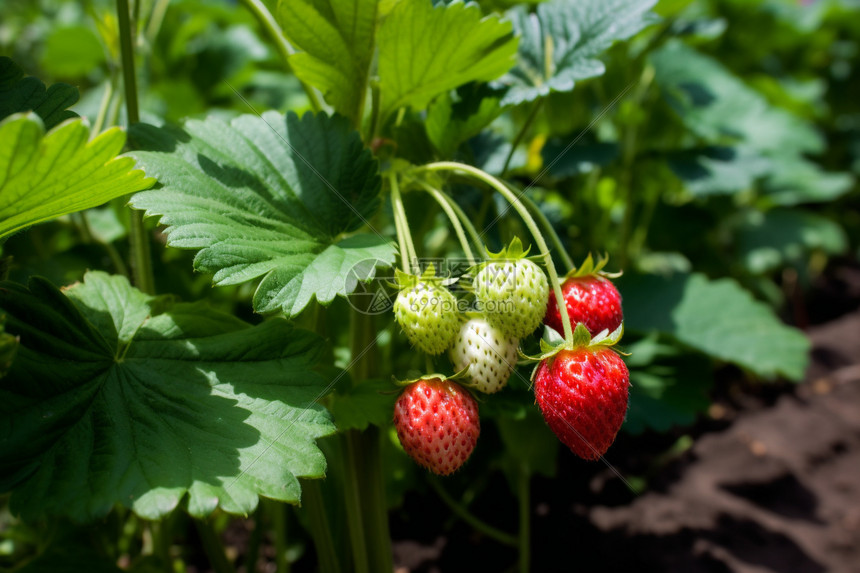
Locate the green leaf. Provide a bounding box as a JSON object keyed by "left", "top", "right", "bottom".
{"left": 761, "top": 156, "right": 854, "bottom": 206}
{"left": 624, "top": 337, "right": 712, "bottom": 434}
{"left": 651, "top": 40, "right": 822, "bottom": 156}
{"left": 667, "top": 146, "right": 771, "bottom": 196}
{"left": 426, "top": 83, "right": 506, "bottom": 157}
{"left": 0, "top": 113, "right": 154, "bottom": 240}
{"left": 0, "top": 271, "right": 336, "bottom": 522}
{"left": 329, "top": 378, "right": 397, "bottom": 431}
{"left": 618, "top": 272, "right": 810, "bottom": 381}
{"left": 128, "top": 111, "right": 396, "bottom": 317}
{"left": 734, "top": 208, "right": 848, "bottom": 274}
{"left": 0, "top": 56, "right": 79, "bottom": 129}
{"left": 39, "top": 26, "right": 106, "bottom": 79}
{"left": 277, "top": 0, "right": 378, "bottom": 123}
{"left": 377, "top": 0, "right": 518, "bottom": 123}
{"left": 496, "top": 0, "right": 658, "bottom": 106}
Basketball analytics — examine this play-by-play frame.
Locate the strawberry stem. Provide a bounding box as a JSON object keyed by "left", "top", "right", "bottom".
{"left": 416, "top": 180, "right": 477, "bottom": 263}
{"left": 388, "top": 173, "right": 418, "bottom": 273}
{"left": 518, "top": 190, "right": 574, "bottom": 272}
{"left": 419, "top": 162, "right": 575, "bottom": 341}
{"left": 117, "top": 0, "right": 155, "bottom": 296}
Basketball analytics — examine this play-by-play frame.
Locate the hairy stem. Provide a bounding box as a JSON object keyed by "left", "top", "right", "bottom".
{"left": 518, "top": 191, "right": 574, "bottom": 272}
{"left": 301, "top": 480, "right": 341, "bottom": 573}
{"left": 239, "top": 0, "right": 323, "bottom": 112}
{"left": 421, "top": 162, "right": 574, "bottom": 340}
{"left": 389, "top": 173, "right": 417, "bottom": 273}
{"left": 418, "top": 181, "right": 476, "bottom": 262}
{"left": 116, "top": 0, "right": 155, "bottom": 295}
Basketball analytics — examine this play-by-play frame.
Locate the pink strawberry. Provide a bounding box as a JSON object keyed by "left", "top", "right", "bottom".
{"left": 393, "top": 377, "right": 480, "bottom": 475}
{"left": 534, "top": 347, "right": 629, "bottom": 460}
{"left": 544, "top": 275, "right": 622, "bottom": 337}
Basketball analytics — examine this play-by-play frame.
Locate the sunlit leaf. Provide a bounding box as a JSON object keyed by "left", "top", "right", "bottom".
{"left": 278, "top": 0, "right": 379, "bottom": 123}
{"left": 0, "top": 271, "right": 336, "bottom": 521}
{"left": 129, "top": 111, "right": 396, "bottom": 317}
{"left": 496, "top": 0, "right": 658, "bottom": 106}
{"left": 619, "top": 272, "right": 810, "bottom": 380}
{"left": 0, "top": 113, "right": 154, "bottom": 240}
{"left": 377, "top": 0, "right": 517, "bottom": 123}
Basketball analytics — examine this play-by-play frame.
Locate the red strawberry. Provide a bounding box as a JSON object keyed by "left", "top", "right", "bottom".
{"left": 544, "top": 275, "right": 622, "bottom": 337}
{"left": 394, "top": 378, "right": 480, "bottom": 475}
{"left": 534, "top": 347, "right": 629, "bottom": 460}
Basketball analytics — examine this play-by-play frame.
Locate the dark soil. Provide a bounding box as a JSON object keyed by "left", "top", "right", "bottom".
{"left": 392, "top": 298, "right": 860, "bottom": 572}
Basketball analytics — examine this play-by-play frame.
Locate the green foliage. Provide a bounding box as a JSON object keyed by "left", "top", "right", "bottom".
{"left": 497, "top": 0, "right": 658, "bottom": 105}
{"left": 0, "top": 271, "right": 336, "bottom": 521}
{"left": 619, "top": 272, "right": 810, "bottom": 381}
{"left": 278, "top": 0, "right": 379, "bottom": 123}
{"left": 329, "top": 378, "right": 398, "bottom": 431}
{"left": 734, "top": 208, "right": 847, "bottom": 274}
{"left": 624, "top": 336, "right": 712, "bottom": 434}
{"left": 0, "top": 113, "right": 154, "bottom": 240}
{"left": 0, "top": 57, "right": 78, "bottom": 129}
{"left": 128, "top": 111, "right": 396, "bottom": 317}
{"left": 377, "top": 0, "right": 518, "bottom": 123}
{"left": 40, "top": 26, "right": 106, "bottom": 79}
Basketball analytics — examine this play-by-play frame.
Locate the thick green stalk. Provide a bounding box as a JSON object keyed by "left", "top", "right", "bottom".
{"left": 245, "top": 505, "right": 264, "bottom": 573}
{"left": 116, "top": 0, "right": 155, "bottom": 295}
{"left": 428, "top": 478, "right": 518, "bottom": 547}
{"left": 518, "top": 468, "right": 531, "bottom": 573}
{"left": 194, "top": 519, "right": 236, "bottom": 573}
{"left": 341, "top": 431, "right": 370, "bottom": 573}
{"left": 239, "top": 0, "right": 322, "bottom": 112}
{"left": 358, "top": 427, "right": 393, "bottom": 573}
{"left": 301, "top": 481, "right": 341, "bottom": 573}
{"left": 421, "top": 162, "right": 574, "bottom": 340}
{"left": 418, "top": 181, "right": 475, "bottom": 262}
{"left": 272, "top": 502, "right": 290, "bottom": 573}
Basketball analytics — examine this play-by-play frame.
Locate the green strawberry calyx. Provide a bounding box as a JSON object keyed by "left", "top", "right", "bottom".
{"left": 520, "top": 322, "right": 628, "bottom": 367}
{"left": 470, "top": 237, "right": 546, "bottom": 273}
{"left": 564, "top": 253, "right": 622, "bottom": 280}
{"left": 391, "top": 263, "right": 448, "bottom": 291}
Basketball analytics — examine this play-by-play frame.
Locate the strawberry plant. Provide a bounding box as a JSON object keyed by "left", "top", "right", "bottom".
{"left": 1, "top": 0, "right": 857, "bottom": 571}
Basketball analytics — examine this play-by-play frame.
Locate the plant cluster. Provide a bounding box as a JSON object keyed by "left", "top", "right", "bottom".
{"left": 0, "top": 0, "right": 857, "bottom": 570}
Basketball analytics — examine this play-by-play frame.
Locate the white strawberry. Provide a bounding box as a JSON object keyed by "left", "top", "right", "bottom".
{"left": 450, "top": 317, "right": 518, "bottom": 394}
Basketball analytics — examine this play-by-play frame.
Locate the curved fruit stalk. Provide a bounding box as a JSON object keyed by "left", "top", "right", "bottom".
{"left": 544, "top": 254, "right": 623, "bottom": 337}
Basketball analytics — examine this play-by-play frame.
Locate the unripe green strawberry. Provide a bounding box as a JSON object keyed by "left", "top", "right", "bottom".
{"left": 394, "top": 377, "right": 480, "bottom": 475}
{"left": 449, "top": 317, "right": 518, "bottom": 394}
{"left": 393, "top": 266, "right": 460, "bottom": 355}
{"left": 473, "top": 238, "right": 549, "bottom": 339}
